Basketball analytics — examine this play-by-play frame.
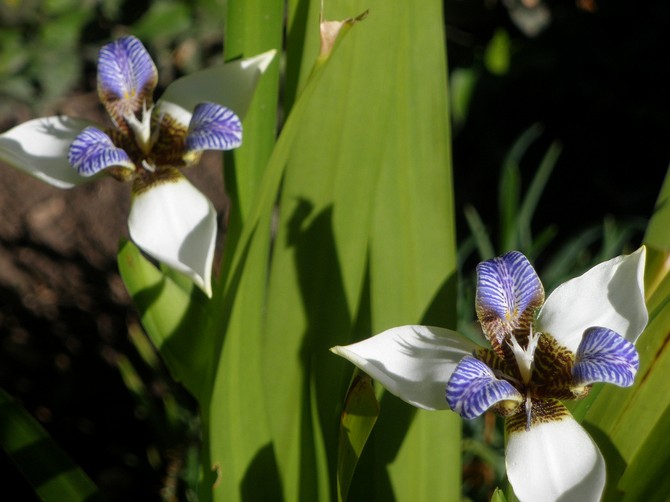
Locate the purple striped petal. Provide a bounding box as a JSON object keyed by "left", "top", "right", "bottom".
{"left": 476, "top": 251, "right": 544, "bottom": 326}
{"left": 68, "top": 127, "right": 134, "bottom": 176}
{"left": 97, "top": 36, "right": 157, "bottom": 124}
{"left": 572, "top": 327, "right": 639, "bottom": 387}
{"left": 185, "top": 102, "right": 242, "bottom": 153}
{"left": 446, "top": 355, "right": 523, "bottom": 419}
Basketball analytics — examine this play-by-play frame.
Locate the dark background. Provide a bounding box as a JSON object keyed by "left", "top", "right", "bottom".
{"left": 1, "top": 0, "right": 668, "bottom": 499}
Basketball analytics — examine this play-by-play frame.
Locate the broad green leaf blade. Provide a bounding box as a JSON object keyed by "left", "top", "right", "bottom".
{"left": 383, "top": 410, "right": 461, "bottom": 501}
{"left": 117, "top": 240, "right": 210, "bottom": 403}
{"left": 223, "top": 0, "right": 282, "bottom": 233}
{"left": 207, "top": 217, "right": 281, "bottom": 502}
{"left": 262, "top": 0, "right": 460, "bottom": 499}
{"left": 337, "top": 372, "right": 379, "bottom": 502}
{"left": 198, "top": 4, "right": 284, "bottom": 501}
{"left": 0, "top": 387, "right": 99, "bottom": 500}
{"left": 365, "top": 1, "right": 459, "bottom": 499}
{"left": 204, "top": 5, "right": 363, "bottom": 501}
{"left": 618, "top": 400, "right": 670, "bottom": 502}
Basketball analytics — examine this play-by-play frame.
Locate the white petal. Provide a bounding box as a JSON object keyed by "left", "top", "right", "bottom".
{"left": 159, "top": 49, "right": 276, "bottom": 119}
{"left": 536, "top": 246, "right": 647, "bottom": 353}
{"left": 0, "top": 116, "right": 94, "bottom": 188}
{"left": 153, "top": 101, "right": 192, "bottom": 129}
{"left": 331, "top": 325, "right": 479, "bottom": 410}
{"left": 128, "top": 175, "right": 216, "bottom": 297}
{"left": 506, "top": 415, "right": 605, "bottom": 502}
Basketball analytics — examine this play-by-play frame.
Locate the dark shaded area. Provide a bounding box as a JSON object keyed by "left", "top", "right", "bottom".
{"left": 0, "top": 92, "right": 225, "bottom": 502}
{"left": 240, "top": 443, "right": 283, "bottom": 502}
{"left": 447, "top": 0, "right": 669, "bottom": 257}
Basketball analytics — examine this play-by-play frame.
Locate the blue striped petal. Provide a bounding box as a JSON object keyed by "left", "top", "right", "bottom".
{"left": 68, "top": 127, "right": 134, "bottom": 176}
{"left": 446, "top": 355, "right": 523, "bottom": 419}
{"left": 476, "top": 251, "right": 544, "bottom": 326}
{"left": 572, "top": 327, "right": 639, "bottom": 387}
{"left": 97, "top": 36, "right": 157, "bottom": 124}
{"left": 185, "top": 102, "right": 242, "bottom": 153}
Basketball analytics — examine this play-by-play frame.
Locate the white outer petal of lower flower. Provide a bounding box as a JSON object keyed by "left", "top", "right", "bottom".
{"left": 153, "top": 101, "right": 192, "bottom": 129}
{"left": 160, "top": 49, "right": 276, "bottom": 119}
{"left": 128, "top": 175, "right": 217, "bottom": 297}
{"left": 331, "top": 325, "right": 479, "bottom": 410}
{"left": 536, "top": 246, "right": 647, "bottom": 353}
{"left": 506, "top": 416, "right": 606, "bottom": 502}
{"left": 0, "top": 116, "right": 94, "bottom": 188}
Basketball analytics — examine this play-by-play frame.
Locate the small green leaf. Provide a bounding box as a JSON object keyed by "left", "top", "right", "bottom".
{"left": 517, "top": 141, "right": 561, "bottom": 252}
{"left": 464, "top": 204, "right": 495, "bottom": 260}
{"left": 337, "top": 372, "right": 379, "bottom": 502}
{"left": 491, "top": 487, "right": 509, "bottom": 502}
{"left": 484, "top": 29, "right": 511, "bottom": 76}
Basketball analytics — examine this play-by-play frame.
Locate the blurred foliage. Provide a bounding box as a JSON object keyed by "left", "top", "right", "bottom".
{"left": 0, "top": 0, "right": 227, "bottom": 117}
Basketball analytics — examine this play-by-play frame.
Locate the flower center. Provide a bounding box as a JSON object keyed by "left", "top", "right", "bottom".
{"left": 509, "top": 325, "right": 541, "bottom": 385}
{"left": 106, "top": 101, "right": 191, "bottom": 182}
{"left": 124, "top": 101, "right": 154, "bottom": 154}
{"left": 476, "top": 330, "right": 580, "bottom": 430}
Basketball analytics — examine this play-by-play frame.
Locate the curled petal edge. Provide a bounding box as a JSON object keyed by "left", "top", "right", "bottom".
{"left": 160, "top": 49, "right": 277, "bottom": 119}
{"left": 0, "top": 116, "right": 94, "bottom": 188}
{"left": 128, "top": 173, "right": 217, "bottom": 297}
{"left": 537, "top": 246, "right": 647, "bottom": 353}
{"left": 331, "top": 325, "right": 479, "bottom": 411}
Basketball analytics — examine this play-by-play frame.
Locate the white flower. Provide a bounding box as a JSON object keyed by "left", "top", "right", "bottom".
{"left": 0, "top": 36, "right": 275, "bottom": 296}
{"left": 332, "top": 247, "right": 647, "bottom": 502}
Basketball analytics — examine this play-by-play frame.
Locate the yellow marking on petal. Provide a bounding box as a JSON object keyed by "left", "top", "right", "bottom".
{"left": 505, "top": 398, "right": 570, "bottom": 433}
{"left": 494, "top": 399, "right": 523, "bottom": 417}
{"left": 132, "top": 166, "right": 181, "bottom": 196}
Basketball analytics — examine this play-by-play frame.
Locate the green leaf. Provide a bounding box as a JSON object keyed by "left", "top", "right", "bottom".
{"left": 484, "top": 29, "right": 511, "bottom": 76}
{"left": 337, "top": 372, "right": 379, "bottom": 502}
{"left": 517, "top": 140, "right": 561, "bottom": 253}
{"left": 131, "top": 1, "right": 191, "bottom": 41}
{"left": 644, "top": 164, "right": 670, "bottom": 251}
{"left": 117, "top": 240, "right": 211, "bottom": 404}
{"left": 618, "top": 400, "right": 670, "bottom": 502}
{"left": 261, "top": 0, "right": 460, "bottom": 499}
{"left": 491, "top": 487, "right": 509, "bottom": 502}
{"left": 203, "top": 1, "right": 348, "bottom": 499}
{"left": 0, "top": 387, "right": 99, "bottom": 500}
{"left": 464, "top": 204, "right": 495, "bottom": 260}
{"left": 498, "top": 124, "right": 542, "bottom": 252}
{"left": 221, "top": 0, "right": 282, "bottom": 255}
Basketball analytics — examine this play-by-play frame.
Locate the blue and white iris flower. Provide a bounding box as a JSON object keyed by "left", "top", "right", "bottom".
{"left": 332, "top": 247, "right": 647, "bottom": 502}
{"left": 0, "top": 36, "right": 274, "bottom": 296}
